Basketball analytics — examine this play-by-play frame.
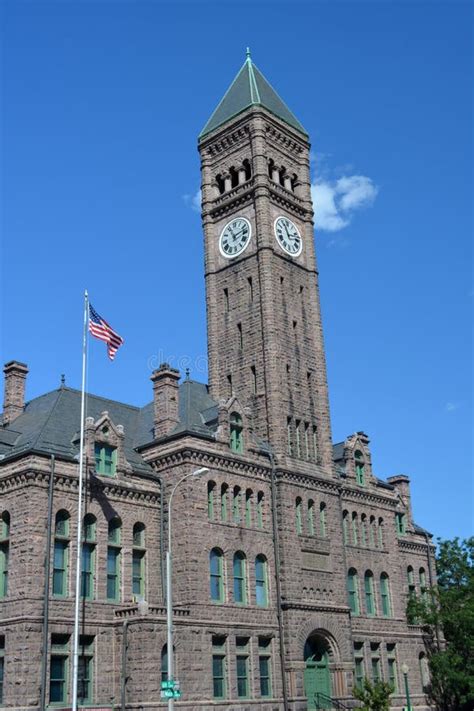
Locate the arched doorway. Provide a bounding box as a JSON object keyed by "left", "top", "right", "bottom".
{"left": 304, "top": 634, "right": 332, "bottom": 710}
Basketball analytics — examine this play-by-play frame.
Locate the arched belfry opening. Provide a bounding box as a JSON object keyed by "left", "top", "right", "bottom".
{"left": 303, "top": 632, "right": 335, "bottom": 710}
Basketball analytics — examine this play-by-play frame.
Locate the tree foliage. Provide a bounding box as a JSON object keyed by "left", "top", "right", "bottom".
{"left": 407, "top": 537, "right": 474, "bottom": 711}
{"left": 353, "top": 678, "right": 394, "bottom": 711}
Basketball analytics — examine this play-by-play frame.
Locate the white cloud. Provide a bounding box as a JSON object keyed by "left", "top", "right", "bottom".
{"left": 445, "top": 402, "right": 460, "bottom": 412}
{"left": 311, "top": 174, "right": 378, "bottom": 233}
{"left": 183, "top": 189, "right": 201, "bottom": 212}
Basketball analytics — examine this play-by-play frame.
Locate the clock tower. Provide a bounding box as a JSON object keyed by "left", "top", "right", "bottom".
{"left": 199, "top": 52, "right": 334, "bottom": 472}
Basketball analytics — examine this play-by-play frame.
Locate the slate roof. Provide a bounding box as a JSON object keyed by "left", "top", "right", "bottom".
{"left": 0, "top": 380, "right": 219, "bottom": 472}
{"left": 200, "top": 52, "right": 307, "bottom": 139}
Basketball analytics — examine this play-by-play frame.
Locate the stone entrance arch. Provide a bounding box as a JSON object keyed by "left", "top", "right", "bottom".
{"left": 304, "top": 633, "right": 333, "bottom": 710}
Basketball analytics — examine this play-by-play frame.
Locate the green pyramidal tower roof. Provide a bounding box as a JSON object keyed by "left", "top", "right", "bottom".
{"left": 200, "top": 50, "right": 307, "bottom": 139}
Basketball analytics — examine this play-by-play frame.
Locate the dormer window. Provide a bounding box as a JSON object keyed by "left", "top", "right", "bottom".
{"left": 354, "top": 450, "right": 365, "bottom": 486}
{"left": 95, "top": 443, "right": 117, "bottom": 476}
{"left": 230, "top": 412, "right": 243, "bottom": 453}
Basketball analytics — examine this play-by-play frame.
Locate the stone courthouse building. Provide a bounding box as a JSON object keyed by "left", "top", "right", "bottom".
{"left": 0, "top": 55, "right": 435, "bottom": 710}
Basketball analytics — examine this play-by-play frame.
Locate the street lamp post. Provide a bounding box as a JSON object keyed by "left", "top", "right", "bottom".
{"left": 166, "top": 466, "right": 209, "bottom": 711}
{"left": 401, "top": 663, "right": 412, "bottom": 711}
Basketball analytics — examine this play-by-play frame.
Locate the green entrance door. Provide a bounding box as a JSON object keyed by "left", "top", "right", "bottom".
{"left": 304, "top": 637, "right": 332, "bottom": 710}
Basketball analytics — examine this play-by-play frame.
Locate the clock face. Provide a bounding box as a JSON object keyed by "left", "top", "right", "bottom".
{"left": 274, "top": 216, "right": 303, "bottom": 256}
{"left": 219, "top": 217, "right": 252, "bottom": 258}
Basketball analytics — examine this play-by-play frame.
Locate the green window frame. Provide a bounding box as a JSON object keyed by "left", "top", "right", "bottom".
{"left": 132, "top": 550, "right": 145, "bottom": 597}
{"left": 378, "top": 518, "right": 384, "bottom": 549}
{"left": 133, "top": 522, "right": 145, "bottom": 548}
{"left": 342, "top": 511, "right": 349, "bottom": 544}
{"left": 53, "top": 511, "right": 70, "bottom": 598}
{"left": 161, "top": 645, "right": 168, "bottom": 683}
{"left": 0, "top": 635, "right": 4, "bottom": 705}
{"left": 210, "top": 548, "right": 224, "bottom": 602}
{"left": 352, "top": 513, "right": 358, "bottom": 545}
{"left": 0, "top": 544, "right": 8, "bottom": 599}
{"left": 233, "top": 552, "right": 246, "bottom": 604}
{"left": 365, "top": 571, "right": 375, "bottom": 616}
{"left": 207, "top": 481, "right": 216, "bottom": 521}
{"left": 94, "top": 443, "right": 117, "bottom": 476}
{"left": 319, "top": 502, "right": 327, "bottom": 537}
{"left": 369, "top": 516, "right": 376, "bottom": 548}
{"left": 304, "top": 422, "right": 310, "bottom": 460}
{"left": 307, "top": 500, "right": 315, "bottom": 536}
{"left": 312, "top": 425, "right": 318, "bottom": 461}
{"left": 50, "top": 634, "right": 70, "bottom": 704}
{"left": 354, "top": 450, "right": 365, "bottom": 485}
{"left": 380, "top": 573, "right": 391, "bottom": 617}
{"left": 295, "top": 420, "right": 301, "bottom": 458}
{"left": 212, "top": 636, "right": 227, "bottom": 699}
{"left": 353, "top": 643, "right": 365, "bottom": 689}
{"left": 257, "top": 491, "right": 264, "bottom": 529}
{"left": 245, "top": 489, "right": 252, "bottom": 527}
{"left": 371, "top": 656, "right": 381, "bottom": 683}
{"left": 258, "top": 638, "right": 272, "bottom": 698}
{"left": 255, "top": 555, "right": 268, "bottom": 607}
{"left": 107, "top": 547, "right": 120, "bottom": 601}
{"left": 232, "top": 486, "right": 242, "bottom": 523}
{"left": 387, "top": 645, "right": 398, "bottom": 692}
{"left": 407, "top": 566, "right": 416, "bottom": 598}
{"left": 81, "top": 543, "right": 95, "bottom": 599}
{"left": 221, "top": 484, "right": 228, "bottom": 522}
{"left": 295, "top": 498, "right": 303, "bottom": 534}
{"left": 347, "top": 569, "right": 360, "bottom": 616}
{"left": 236, "top": 638, "right": 250, "bottom": 699}
{"left": 396, "top": 512, "right": 406, "bottom": 536}
{"left": 78, "top": 636, "right": 94, "bottom": 704}
{"left": 230, "top": 412, "right": 243, "bottom": 453}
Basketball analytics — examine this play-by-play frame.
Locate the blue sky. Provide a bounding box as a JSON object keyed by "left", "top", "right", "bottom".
{"left": 2, "top": 1, "right": 472, "bottom": 542}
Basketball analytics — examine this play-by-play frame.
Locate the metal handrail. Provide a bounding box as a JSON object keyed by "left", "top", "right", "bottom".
{"left": 314, "top": 691, "right": 354, "bottom": 710}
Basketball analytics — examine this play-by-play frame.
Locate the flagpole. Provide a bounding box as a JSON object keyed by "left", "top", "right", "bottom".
{"left": 72, "top": 289, "right": 89, "bottom": 711}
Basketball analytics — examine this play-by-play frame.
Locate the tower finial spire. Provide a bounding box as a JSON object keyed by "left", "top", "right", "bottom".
{"left": 246, "top": 47, "right": 251, "bottom": 61}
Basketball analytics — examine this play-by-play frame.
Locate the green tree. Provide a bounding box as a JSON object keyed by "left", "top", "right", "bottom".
{"left": 353, "top": 678, "right": 394, "bottom": 711}
{"left": 407, "top": 537, "right": 474, "bottom": 711}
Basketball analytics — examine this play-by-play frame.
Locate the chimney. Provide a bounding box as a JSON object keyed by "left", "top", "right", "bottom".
{"left": 150, "top": 363, "right": 180, "bottom": 439}
{"left": 387, "top": 474, "right": 413, "bottom": 519}
{"left": 3, "top": 361, "right": 29, "bottom": 426}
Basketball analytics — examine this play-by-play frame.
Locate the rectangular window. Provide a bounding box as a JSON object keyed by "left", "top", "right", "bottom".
{"left": 287, "top": 417, "right": 293, "bottom": 456}
{"left": 0, "top": 636, "right": 4, "bottom": 705}
{"left": 386, "top": 644, "right": 397, "bottom": 691}
{"left": 132, "top": 550, "right": 145, "bottom": 597}
{"left": 304, "top": 423, "right": 310, "bottom": 460}
{"left": 94, "top": 444, "right": 117, "bottom": 476}
{"left": 78, "top": 636, "right": 94, "bottom": 704}
{"left": 371, "top": 643, "right": 381, "bottom": 683}
{"left": 353, "top": 643, "right": 365, "bottom": 689}
{"left": 236, "top": 638, "right": 250, "bottom": 698}
{"left": 396, "top": 512, "right": 406, "bottom": 536}
{"left": 53, "top": 541, "right": 68, "bottom": 596}
{"left": 259, "top": 638, "right": 272, "bottom": 698}
{"left": 295, "top": 420, "right": 301, "bottom": 458}
{"left": 81, "top": 543, "right": 95, "bottom": 599}
{"left": 312, "top": 425, "right": 318, "bottom": 461}
{"left": 0, "top": 544, "right": 8, "bottom": 597}
{"left": 251, "top": 365, "right": 257, "bottom": 394}
{"left": 107, "top": 547, "right": 120, "bottom": 601}
{"left": 50, "top": 634, "right": 70, "bottom": 704}
{"left": 237, "top": 322, "right": 243, "bottom": 349}
{"left": 212, "top": 636, "right": 226, "bottom": 699}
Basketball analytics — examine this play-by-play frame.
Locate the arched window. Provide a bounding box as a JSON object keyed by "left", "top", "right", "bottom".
{"left": 207, "top": 481, "right": 216, "bottom": 521}
{"left": 295, "top": 498, "right": 303, "bottom": 535}
{"left": 255, "top": 555, "right": 268, "bottom": 607}
{"left": 107, "top": 517, "right": 122, "bottom": 601}
{"left": 319, "top": 502, "right": 327, "bottom": 538}
{"left": 161, "top": 644, "right": 168, "bottom": 683}
{"left": 232, "top": 486, "right": 242, "bottom": 523}
{"left": 352, "top": 512, "right": 358, "bottom": 545}
{"left": 257, "top": 491, "right": 264, "bottom": 529}
{"left": 419, "top": 567, "right": 428, "bottom": 601}
{"left": 380, "top": 573, "right": 391, "bottom": 617}
{"left": 132, "top": 523, "right": 146, "bottom": 598}
{"left": 342, "top": 510, "right": 349, "bottom": 544}
{"left": 210, "top": 548, "right": 224, "bottom": 602}
{"left": 369, "top": 516, "right": 376, "bottom": 548}
{"left": 233, "top": 552, "right": 247, "bottom": 604}
{"left": 53, "top": 510, "right": 70, "bottom": 597}
{"left": 354, "top": 450, "right": 365, "bottom": 486}
{"left": 0, "top": 512, "right": 10, "bottom": 598}
{"left": 245, "top": 489, "right": 253, "bottom": 527}
{"left": 307, "top": 500, "right": 315, "bottom": 536}
{"left": 407, "top": 566, "right": 416, "bottom": 598}
{"left": 230, "top": 412, "right": 243, "bottom": 453}
{"left": 360, "top": 514, "right": 367, "bottom": 547}
{"left": 347, "top": 568, "right": 360, "bottom": 615}
{"left": 81, "top": 514, "right": 96, "bottom": 599}
{"left": 419, "top": 652, "right": 430, "bottom": 690}
{"left": 364, "top": 571, "right": 375, "bottom": 616}
{"left": 221, "top": 484, "right": 228, "bottom": 522}
{"left": 378, "top": 518, "right": 384, "bottom": 549}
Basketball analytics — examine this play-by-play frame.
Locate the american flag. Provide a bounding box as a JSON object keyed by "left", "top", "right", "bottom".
{"left": 89, "top": 303, "right": 124, "bottom": 361}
